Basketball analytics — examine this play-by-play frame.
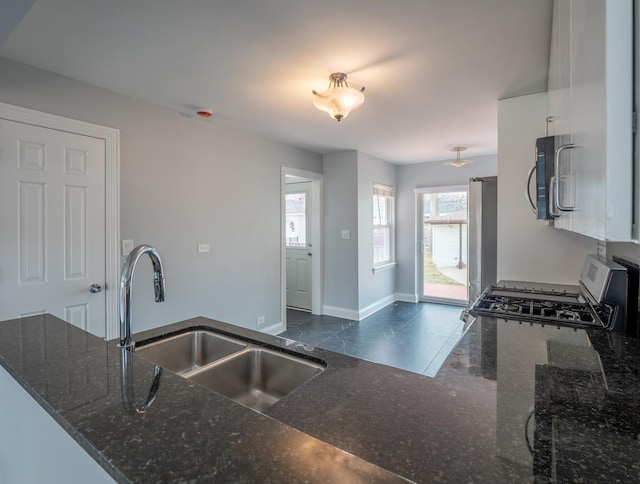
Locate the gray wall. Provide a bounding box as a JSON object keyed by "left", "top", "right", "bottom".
{"left": 607, "top": 242, "right": 639, "bottom": 262}
{"left": 322, "top": 150, "right": 397, "bottom": 317}
{"left": 0, "top": 0, "right": 33, "bottom": 45}
{"left": 357, "top": 151, "right": 396, "bottom": 310}
{"left": 497, "top": 92, "right": 595, "bottom": 284}
{"left": 322, "top": 151, "right": 359, "bottom": 313}
{"left": 395, "top": 155, "right": 498, "bottom": 299}
{"left": 0, "top": 57, "right": 322, "bottom": 334}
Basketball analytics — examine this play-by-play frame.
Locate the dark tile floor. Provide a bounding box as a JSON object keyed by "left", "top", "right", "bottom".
{"left": 278, "top": 301, "right": 466, "bottom": 377}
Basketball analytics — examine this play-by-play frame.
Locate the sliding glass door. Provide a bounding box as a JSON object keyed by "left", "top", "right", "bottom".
{"left": 418, "top": 186, "right": 468, "bottom": 304}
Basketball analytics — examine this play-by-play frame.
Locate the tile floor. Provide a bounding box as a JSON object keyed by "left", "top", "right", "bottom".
{"left": 278, "top": 301, "right": 466, "bottom": 377}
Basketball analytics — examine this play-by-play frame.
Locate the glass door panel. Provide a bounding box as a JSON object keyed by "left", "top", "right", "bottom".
{"left": 420, "top": 188, "right": 468, "bottom": 303}
{"left": 285, "top": 192, "right": 307, "bottom": 247}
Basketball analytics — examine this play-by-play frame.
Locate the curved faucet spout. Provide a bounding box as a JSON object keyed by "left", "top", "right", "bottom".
{"left": 119, "top": 244, "right": 166, "bottom": 349}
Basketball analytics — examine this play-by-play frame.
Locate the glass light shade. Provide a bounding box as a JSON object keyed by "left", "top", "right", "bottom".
{"left": 312, "top": 73, "right": 365, "bottom": 121}
{"left": 444, "top": 159, "right": 474, "bottom": 168}
{"left": 445, "top": 147, "right": 473, "bottom": 167}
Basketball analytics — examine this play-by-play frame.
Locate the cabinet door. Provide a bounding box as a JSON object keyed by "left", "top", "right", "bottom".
{"left": 549, "top": 0, "right": 633, "bottom": 241}
{"left": 547, "top": 0, "right": 571, "bottom": 138}
{"left": 635, "top": 1, "right": 640, "bottom": 241}
{"left": 547, "top": 0, "right": 573, "bottom": 231}
{"left": 570, "top": 0, "right": 632, "bottom": 241}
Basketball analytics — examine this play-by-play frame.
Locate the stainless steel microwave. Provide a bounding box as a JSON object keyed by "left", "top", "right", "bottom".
{"left": 526, "top": 136, "right": 574, "bottom": 220}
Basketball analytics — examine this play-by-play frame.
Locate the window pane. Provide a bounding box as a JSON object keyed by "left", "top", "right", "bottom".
{"left": 285, "top": 192, "right": 306, "bottom": 247}
{"left": 373, "top": 226, "right": 390, "bottom": 264}
{"left": 373, "top": 185, "right": 394, "bottom": 266}
{"left": 373, "top": 194, "right": 388, "bottom": 225}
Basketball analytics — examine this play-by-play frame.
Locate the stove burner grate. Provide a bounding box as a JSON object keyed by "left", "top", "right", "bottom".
{"left": 469, "top": 286, "right": 605, "bottom": 328}
{"left": 490, "top": 303, "right": 521, "bottom": 313}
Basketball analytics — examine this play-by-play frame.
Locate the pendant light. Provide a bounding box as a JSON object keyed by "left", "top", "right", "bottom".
{"left": 445, "top": 146, "right": 474, "bottom": 167}
{"left": 312, "top": 72, "right": 365, "bottom": 122}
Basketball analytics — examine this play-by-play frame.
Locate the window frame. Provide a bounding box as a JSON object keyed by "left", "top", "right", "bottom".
{"left": 285, "top": 187, "right": 310, "bottom": 248}
{"left": 372, "top": 183, "right": 396, "bottom": 272}
{"left": 414, "top": 184, "right": 469, "bottom": 303}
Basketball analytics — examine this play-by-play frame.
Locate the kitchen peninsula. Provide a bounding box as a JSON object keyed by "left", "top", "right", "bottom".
{"left": 1, "top": 313, "right": 639, "bottom": 483}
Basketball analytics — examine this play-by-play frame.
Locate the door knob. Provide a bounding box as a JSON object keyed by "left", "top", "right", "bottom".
{"left": 89, "top": 284, "right": 103, "bottom": 293}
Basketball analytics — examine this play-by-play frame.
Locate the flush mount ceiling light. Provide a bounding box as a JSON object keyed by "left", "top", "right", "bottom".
{"left": 445, "top": 146, "right": 474, "bottom": 168}
{"left": 312, "top": 72, "right": 365, "bottom": 122}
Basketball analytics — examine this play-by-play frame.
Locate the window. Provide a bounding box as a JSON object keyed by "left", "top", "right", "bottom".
{"left": 373, "top": 183, "right": 395, "bottom": 267}
{"left": 285, "top": 191, "right": 307, "bottom": 247}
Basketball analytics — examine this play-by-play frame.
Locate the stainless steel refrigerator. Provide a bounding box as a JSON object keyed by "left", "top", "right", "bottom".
{"left": 467, "top": 176, "right": 498, "bottom": 303}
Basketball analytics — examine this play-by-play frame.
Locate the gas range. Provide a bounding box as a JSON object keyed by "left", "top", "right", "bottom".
{"left": 468, "top": 255, "right": 628, "bottom": 331}
{"left": 470, "top": 285, "right": 607, "bottom": 328}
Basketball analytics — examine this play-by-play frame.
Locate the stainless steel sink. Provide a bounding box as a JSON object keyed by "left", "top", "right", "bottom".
{"left": 135, "top": 329, "right": 325, "bottom": 411}
{"left": 135, "top": 330, "right": 247, "bottom": 374}
{"left": 188, "top": 348, "right": 325, "bottom": 412}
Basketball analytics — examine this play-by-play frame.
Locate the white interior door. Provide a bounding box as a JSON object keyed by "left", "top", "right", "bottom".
{"left": 0, "top": 118, "right": 107, "bottom": 337}
{"left": 285, "top": 185, "right": 312, "bottom": 311}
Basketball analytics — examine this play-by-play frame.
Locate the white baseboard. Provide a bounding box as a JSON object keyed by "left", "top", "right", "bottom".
{"left": 323, "top": 295, "right": 397, "bottom": 321}
{"left": 259, "top": 321, "right": 285, "bottom": 335}
{"left": 395, "top": 292, "right": 419, "bottom": 303}
{"left": 357, "top": 295, "right": 395, "bottom": 320}
{"left": 322, "top": 305, "right": 360, "bottom": 321}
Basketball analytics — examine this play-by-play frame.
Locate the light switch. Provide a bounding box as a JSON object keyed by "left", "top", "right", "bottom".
{"left": 341, "top": 230, "right": 350, "bottom": 240}
{"left": 197, "top": 243, "right": 210, "bottom": 253}
{"left": 121, "top": 239, "right": 134, "bottom": 256}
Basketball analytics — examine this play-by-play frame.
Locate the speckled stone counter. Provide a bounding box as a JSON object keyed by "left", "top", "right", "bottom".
{"left": 1, "top": 313, "right": 640, "bottom": 483}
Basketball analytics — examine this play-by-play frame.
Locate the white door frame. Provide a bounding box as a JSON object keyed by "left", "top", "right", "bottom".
{"left": 281, "top": 167, "right": 323, "bottom": 329}
{"left": 415, "top": 184, "right": 469, "bottom": 306}
{"left": 0, "top": 102, "right": 120, "bottom": 340}
{"left": 285, "top": 182, "right": 312, "bottom": 311}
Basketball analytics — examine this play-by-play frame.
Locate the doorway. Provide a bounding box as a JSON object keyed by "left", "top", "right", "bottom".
{"left": 281, "top": 168, "right": 323, "bottom": 329}
{"left": 285, "top": 183, "right": 312, "bottom": 310}
{"left": 0, "top": 102, "right": 120, "bottom": 339}
{"left": 417, "top": 185, "right": 469, "bottom": 305}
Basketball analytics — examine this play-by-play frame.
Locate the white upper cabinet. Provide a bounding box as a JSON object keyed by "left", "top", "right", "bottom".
{"left": 546, "top": 0, "right": 634, "bottom": 242}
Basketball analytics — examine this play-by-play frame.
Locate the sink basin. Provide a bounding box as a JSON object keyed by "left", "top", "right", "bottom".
{"left": 135, "top": 328, "right": 325, "bottom": 411}
{"left": 135, "top": 330, "right": 247, "bottom": 374}
{"left": 188, "top": 348, "right": 325, "bottom": 412}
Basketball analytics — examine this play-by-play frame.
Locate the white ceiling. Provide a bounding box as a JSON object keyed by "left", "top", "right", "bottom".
{"left": 0, "top": 0, "right": 553, "bottom": 164}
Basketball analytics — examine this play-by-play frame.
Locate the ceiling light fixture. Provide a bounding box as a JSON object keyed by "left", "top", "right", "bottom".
{"left": 312, "top": 72, "right": 365, "bottom": 122}
{"left": 445, "top": 146, "right": 474, "bottom": 168}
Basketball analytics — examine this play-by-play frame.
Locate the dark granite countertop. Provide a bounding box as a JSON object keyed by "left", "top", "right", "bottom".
{"left": 1, "top": 313, "right": 640, "bottom": 483}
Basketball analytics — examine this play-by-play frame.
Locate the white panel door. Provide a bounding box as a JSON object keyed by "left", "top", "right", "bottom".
{"left": 286, "top": 248, "right": 312, "bottom": 310}
{"left": 285, "top": 187, "right": 312, "bottom": 311}
{"left": 0, "top": 119, "right": 106, "bottom": 337}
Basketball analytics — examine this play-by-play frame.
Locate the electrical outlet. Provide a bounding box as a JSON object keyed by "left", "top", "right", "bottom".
{"left": 121, "top": 239, "right": 134, "bottom": 256}
{"left": 197, "top": 243, "right": 210, "bottom": 253}
{"left": 341, "top": 230, "right": 350, "bottom": 240}
{"left": 256, "top": 315, "right": 266, "bottom": 325}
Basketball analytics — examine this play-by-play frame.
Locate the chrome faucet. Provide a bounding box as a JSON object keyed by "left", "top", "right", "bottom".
{"left": 119, "top": 244, "right": 166, "bottom": 349}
